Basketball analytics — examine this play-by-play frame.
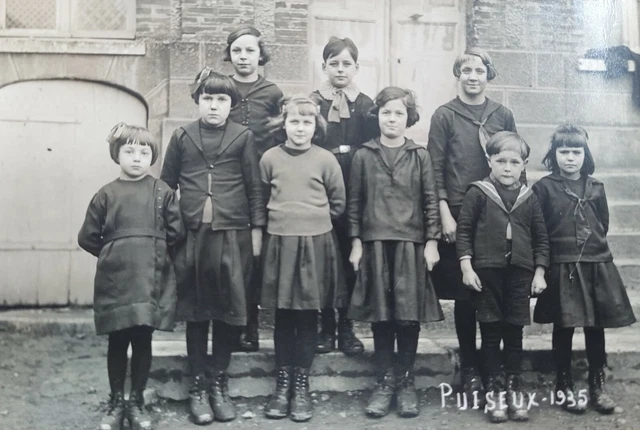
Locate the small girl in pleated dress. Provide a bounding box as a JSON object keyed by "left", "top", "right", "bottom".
{"left": 532, "top": 124, "right": 636, "bottom": 415}
{"left": 347, "top": 87, "right": 444, "bottom": 419}
{"left": 260, "top": 95, "right": 348, "bottom": 422}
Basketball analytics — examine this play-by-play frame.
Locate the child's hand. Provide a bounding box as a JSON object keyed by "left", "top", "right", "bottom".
{"left": 349, "top": 238, "right": 363, "bottom": 272}
{"left": 441, "top": 208, "right": 457, "bottom": 243}
{"left": 424, "top": 240, "right": 440, "bottom": 271}
{"left": 462, "top": 270, "right": 482, "bottom": 292}
{"left": 531, "top": 270, "right": 547, "bottom": 296}
{"left": 460, "top": 259, "right": 482, "bottom": 291}
{"left": 251, "top": 228, "right": 262, "bottom": 257}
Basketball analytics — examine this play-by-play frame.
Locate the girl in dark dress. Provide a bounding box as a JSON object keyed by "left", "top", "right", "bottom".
{"left": 348, "top": 87, "right": 443, "bottom": 419}
{"left": 161, "top": 69, "right": 265, "bottom": 425}
{"left": 260, "top": 95, "right": 347, "bottom": 422}
{"left": 533, "top": 124, "right": 636, "bottom": 415}
{"left": 78, "top": 124, "right": 185, "bottom": 430}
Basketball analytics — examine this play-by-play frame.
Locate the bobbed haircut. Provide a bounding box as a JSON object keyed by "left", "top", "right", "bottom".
{"left": 369, "top": 87, "right": 420, "bottom": 131}
{"left": 190, "top": 67, "right": 241, "bottom": 106}
{"left": 107, "top": 123, "right": 159, "bottom": 165}
{"left": 322, "top": 36, "right": 359, "bottom": 62}
{"left": 486, "top": 131, "right": 530, "bottom": 160}
{"left": 542, "top": 123, "right": 595, "bottom": 175}
{"left": 268, "top": 94, "right": 328, "bottom": 145}
{"left": 223, "top": 24, "right": 271, "bottom": 66}
{"left": 453, "top": 47, "right": 498, "bottom": 81}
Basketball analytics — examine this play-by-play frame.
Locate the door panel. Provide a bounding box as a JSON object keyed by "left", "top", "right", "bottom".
{"left": 0, "top": 80, "right": 147, "bottom": 305}
{"left": 391, "top": 0, "right": 465, "bottom": 143}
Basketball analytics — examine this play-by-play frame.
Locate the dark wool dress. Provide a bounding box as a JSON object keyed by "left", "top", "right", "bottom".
{"left": 532, "top": 174, "right": 636, "bottom": 328}
{"left": 348, "top": 241, "right": 443, "bottom": 323}
{"left": 77, "top": 176, "right": 185, "bottom": 335}
{"left": 173, "top": 227, "right": 252, "bottom": 325}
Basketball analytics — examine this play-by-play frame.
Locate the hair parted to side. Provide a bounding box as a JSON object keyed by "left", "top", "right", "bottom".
{"left": 268, "top": 94, "right": 327, "bottom": 144}
{"left": 542, "top": 123, "right": 595, "bottom": 175}
{"left": 107, "top": 123, "right": 159, "bottom": 165}
{"left": 453, "top": 47, "right": 498, "bottom": 81}
{"left": 486, "top": 131, "right": 530, "bottom": 160}
{"left": 368, "top": 87, "right": 420, "bottom": 132}
{"left": 322, "top": 36, "right": 359, "bottom": 62}
{"left": 223, "top": 24, "right": 271, "bottom": 66}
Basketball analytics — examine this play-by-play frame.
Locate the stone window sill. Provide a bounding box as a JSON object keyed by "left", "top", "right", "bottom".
{"left": 577, "top": 58, "right": 636, "bottom": 72}
{"left": 0, "top": 38, "right": 146, "bottom": 56}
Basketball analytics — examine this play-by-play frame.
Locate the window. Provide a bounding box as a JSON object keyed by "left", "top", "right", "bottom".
{"left": 0, "top": 0, "right": 136, "bottom": 39}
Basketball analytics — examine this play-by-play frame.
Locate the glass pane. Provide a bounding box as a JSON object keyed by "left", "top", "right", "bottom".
{"left": 75, "top": 0, "right": 128, "bottom": 31}
{"left": 6, "top": 0, "right": 57, "bottom": 30}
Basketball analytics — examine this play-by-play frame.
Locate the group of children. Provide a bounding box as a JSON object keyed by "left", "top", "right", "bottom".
{"left": 76, "top": 25, "right": 636, "bottom": 430}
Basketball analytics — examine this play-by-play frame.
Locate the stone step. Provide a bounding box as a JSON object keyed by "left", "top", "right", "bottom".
{"left": 153, "top": 287, "right": 640, "bottom": 341}
{"left": 149, "top": 326, "right": 640, "bottom": 399}
{"left": 608, "top": 232, "right": 640, "bottom": 260}
{"left": 608, "top": 201, "right": 640, "bottom": 232}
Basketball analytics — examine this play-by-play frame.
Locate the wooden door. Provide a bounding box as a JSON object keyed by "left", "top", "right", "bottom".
{"left": 391, "top": 0, "right": 465, "bottom": 143}
{"left": 308, "top": 0, "right": 387, "bottom": 99}
{"left": 0, "top": 80, "right": 147, "bottom": 305}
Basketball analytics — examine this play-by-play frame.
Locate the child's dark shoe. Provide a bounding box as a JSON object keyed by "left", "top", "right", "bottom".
{"left": 396, "top": 369, "right": 419, "bottom": 418}
{"left": 238, "top": 324, "right": 259, "bottom": 352}
{"left": 485, "top": 374, "right": 508, "bottom": 423}
{"left": 127, "top": 391, "right": 153, "bottom": 430}
{"left": 337, "top": 318, "right": 364, "bottom": 356}
{"left": 290, "top": 367, "right": 312, "bottom": 422}
{"left": 315, "top": 330, "right": 336, "bottom": 353}
{"left": 556, "top": 369, "right": 587, "bottom": 414}
{"left": 365, "top": 369, "right": 395, "bottom": 418}
{"left": 99, "top": 391, "right": 126, "bottom": 430}
{"left": 210, "top": 371, "right": 236, "bottom": 421}
{"left": 588, "top": 367, "right": 616, "bottom": 414}
{"left": 265, "top": 366, "right": 292, "bottom": 419}
{"left": 188, "top": 375, "right": 214, "bottom": 425}
{"left": 505, "top": 374, "right": 528, "bottom": 421}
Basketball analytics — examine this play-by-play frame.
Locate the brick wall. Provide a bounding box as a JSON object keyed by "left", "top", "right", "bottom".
{"left": 468, "top": 0, "right": 638, "bottom": 172}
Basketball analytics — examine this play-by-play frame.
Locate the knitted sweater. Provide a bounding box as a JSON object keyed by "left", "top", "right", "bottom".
{"left": 260, "top": 145, "right": 346, "bottom": 236}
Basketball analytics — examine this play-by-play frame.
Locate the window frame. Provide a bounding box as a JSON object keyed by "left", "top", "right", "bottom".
{"left": 0, "top": 0, "right": 136, "bottom": 40}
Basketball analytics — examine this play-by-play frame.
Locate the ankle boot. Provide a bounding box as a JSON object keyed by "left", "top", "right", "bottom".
{"left": 505, "top": 374, "right": 528, "bottom": 421}
{"left": 265, "top": 366, "right": 292, "bottom": 419}
{"left": 99, "top": 391, "right": 126, "bottom": 430}
{"left": 588, "top": 367, "right": 616, "bottom": 414}
{"left": 461, "top": 366, "right": 484, "bottom": 398}
{"left": 556, "top": 369, "right": 586, "bottom": 414}
{"left": 290, "top": 367, "right": 312, "bottom": 422}
{"left": 127, "top": 391, "right": 153, "bottom": 430}
{"left": 485, "top": 374, "right": 508, "bottom": 423}
{"left": 316, "top": 312, "right": 336, "bottom": 354}
{"left": 238, "top": 323, "right": 259, "bottom": 352}
{"left": 210, "top": 370, "right": 236, "bottom": 421}
{"left": 396, "top": 368, "right": 419, "bottom": 418}
{"left": 188, "top": 375, "right": 214, "bottom": 425}
{"left": 337, "top": 317, "right": 364, "bottom": 356}
{"left": 365, "top": 368, "right": 396, "bottom": 418}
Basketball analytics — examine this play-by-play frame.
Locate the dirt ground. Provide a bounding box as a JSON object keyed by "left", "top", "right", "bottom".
{"left": 1, "top": 331, "right": 639, "bottom": 430}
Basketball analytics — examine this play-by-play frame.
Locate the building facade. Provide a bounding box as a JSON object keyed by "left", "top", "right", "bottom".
{"left": 0, "top": 0, "right": 639, "bottom": 305}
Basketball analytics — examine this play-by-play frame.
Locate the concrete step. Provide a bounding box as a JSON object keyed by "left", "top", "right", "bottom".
{"left": 148, "top": 327, "right": 640, "bottom": 399}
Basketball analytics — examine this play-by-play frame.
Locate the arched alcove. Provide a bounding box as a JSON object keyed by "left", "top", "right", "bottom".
{"left": 0, "top": 79, "right": 147, "bottom": 306}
